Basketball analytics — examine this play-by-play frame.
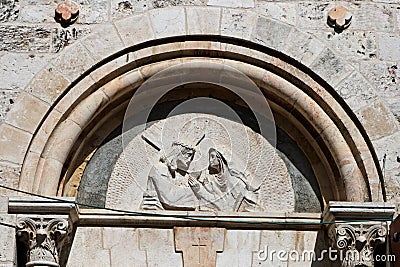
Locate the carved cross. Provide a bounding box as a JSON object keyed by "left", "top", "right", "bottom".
{"left": 174, "top": 227, "right": 225, "bottom": 267}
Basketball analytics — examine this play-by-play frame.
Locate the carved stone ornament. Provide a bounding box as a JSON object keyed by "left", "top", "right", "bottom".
{"left": 327, "top": 5, "right": 352, "bottom": 33}
{"left": 328, "top": 223, "right": 387, "bottom": 267}
{"left": 55, "top": 0, "right": 79, "bottom": 27}
{"left": 16, "top": 217, "right": 71, "bottom": 267}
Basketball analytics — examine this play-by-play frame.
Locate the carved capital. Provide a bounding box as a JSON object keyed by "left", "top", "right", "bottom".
{"left": 328, "top": 223, "right": 387, "bottom": 267}
{"left": 16, "top": 216, "right": 71, "bottom": 267}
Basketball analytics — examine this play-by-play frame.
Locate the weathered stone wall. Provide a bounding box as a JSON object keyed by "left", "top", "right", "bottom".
{"left": 67, "top": 227, "right": 331, "bottom": 267}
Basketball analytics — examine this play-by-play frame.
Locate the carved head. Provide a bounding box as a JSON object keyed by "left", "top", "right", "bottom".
{"left": 208, "top": 148, "right": 227, "bottom": 174}
{"left": 166, "top": 142, "right": 195, "bottom": 172}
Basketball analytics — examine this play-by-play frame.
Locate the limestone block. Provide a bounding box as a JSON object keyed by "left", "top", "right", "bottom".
{"left": 20, "top": 4, "right": 54, "bottom": 23}
{"left": 297, "top": 2, "right": 334, "bottom": 30}
{"left": 51, "top": 27, "right": 91, "bottom": 53}
{"left": 309, "top": 48, "right": 353, "bottom": 87}
{"left": 18, "top": 152, "right": 40, "bottom": 192}
{"left": 0, "top": 0, "right": 19, "bottom": 22}
{"left": 67, "top": 227, "right": 111, "bottom": 267}
{"left": 358, "top": 102, "right": 399, "bottom": 140}
{"left": 0, "top": 124, "right": 32, "bottom": 165}
{"left": 77, "top": 0, "right": 108, "bottom": 24}
{"left": 350, "top": 3, "right": 394, "bottom": 31}
{"left": 378, "top": 33, "right": 400, "bottom": 61}
{"left": 256, "top": 2, "right": 296, "bottom": 25}
{"left": 52, "top": 43, "right": 96, "bottom": 82}
{"left": 0, "top": 53, "right": 51, "bottom": 90}
{"left": 186, "top": 7, "right": 221, "bottom": 35}
{"left": 111, "top": 0, "right": 149, "bottom": 19}
{"left": 114, "top": 13, "right": 155, "bottom": 46}
{"left": 216, "top": 230, "right": 260, "bottom": 267}
{"left": 81, "top": 24, "right": 124, "bottom": 61}
{"left": 149, "top": 8, "right": 186, "bottom": 38}
{"left": 207, "top": 0, "right": 254, "bottom": 8}
{"left": 103, "top": 228, "right": 147, "bottom": 267}
{"left": 152, "top": 0, "right": 206, "bottom": 8}
{"left": 54, "top": 75, "right": 95, "bottom": 114}
{"left": 285, "top": 30, "right": 325, "bottom": 67}
{"left": 336, "top": 71, "right": 377, "bottom": 111}
{"left": 221, "top": 9, "right": 257, "bottom": 39}
{"left": 5, "top": 92, "right": 49, "bottom": 134}
{"left": 314, "top": 31, "right": 377, "bottom": 60}
{"left": 0, "top": 196, "right": 7, "bottom": 213}
{"left": 0, "top": 25, "right": 51, "bottom": 52}
{"left": 25, "top": 67, "right": 69, "bottom": 105}
{"left": 0, "top": 162, "right": 20, "bottom": 195}
{"left": 139, "top": 228, "right": 183, "bottom": 266}
{"left": 252, "top": 16, "right": 293, "bottom": 52}
{"left": 0, "top": 90, "right": 19, "bottom": 124}
{"left": 0, "top": 215, "right": 16, "bottom": 265}
{"left": 372, "top": 131, "right": 400, "bottom": 201}
{"left": 360, "top": 61, "right": 399, "bottom": 101}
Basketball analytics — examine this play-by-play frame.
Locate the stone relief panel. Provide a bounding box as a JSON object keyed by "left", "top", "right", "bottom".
{"left": 105, "top": 113, "right": 296, "bottom": 212}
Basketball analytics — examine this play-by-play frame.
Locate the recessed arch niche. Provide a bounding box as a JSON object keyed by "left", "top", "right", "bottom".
{"left": 19, "top": 36, "right": 386, "bottom": 212}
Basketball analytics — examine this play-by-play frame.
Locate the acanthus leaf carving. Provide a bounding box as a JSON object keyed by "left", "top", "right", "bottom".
{"left": 16, "top": 216, "right": 71, "bottom": 267}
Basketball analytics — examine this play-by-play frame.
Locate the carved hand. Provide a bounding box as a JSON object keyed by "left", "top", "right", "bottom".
{"left": 188, "top": 176, "right": 200, "bottom": 192}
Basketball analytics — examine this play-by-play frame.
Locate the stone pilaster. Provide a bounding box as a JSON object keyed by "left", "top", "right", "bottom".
{"left": 16, "top": 216, "right": 72, "bottom": 267}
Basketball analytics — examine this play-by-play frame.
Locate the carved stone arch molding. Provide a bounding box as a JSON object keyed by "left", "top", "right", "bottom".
{"left": 10, "top": 35, "right": 383, "bottom": 206}
{"left": 0, "top": 7, "right": 386, "bottom": 205}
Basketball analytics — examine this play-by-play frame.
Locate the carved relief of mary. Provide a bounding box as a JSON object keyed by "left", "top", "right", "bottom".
{"left": 189, "top": 148, "right": 263, "bottom": 212}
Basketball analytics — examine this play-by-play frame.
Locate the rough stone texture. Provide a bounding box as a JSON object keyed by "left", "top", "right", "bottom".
{"left": 0, "top": 90, "right": 19, "bottom": 124}
{"left": 51, "top": 27, "right": 91, "bottom": 53}
{"left": 310, "top": 48, "right": 354, "bottom": 87}
{"left": 372, "top": 131, "right": 400, "bottom": 201}
{"left": 336, "top": 71, "right": 377, "bottom": 111}
{"left": 360, "top": 61, "right": 399, "bottom": 102}
{"left": 207, "top": 0, "right": 254, "bottom": 8}
{"left": 20, "top": 4, "right": 54, "bottom": 23}
{"left": 358, "top": 102, "right": 399, "bottom": 140}
{"left": 76, "top": 0, "right": 109, "bottom": 24}
{"left": 0, "top": 162, "right": 20, "bottom": 195}
{"left": 350, "top": 3, "right": 395, "bottom": 31}
{"left": 252, "top": 16, "right": 293, "bottom": 51}
{"left": 285, "top": 29, "right": 325, "bottom": 67}
{"left": 0, "top": 0, "right": 19, "bottom": 22}
{"left": 0, "top": 53, "right": 51, "bottom": 90}
{"left": 256, "top": 2, "right": 296, "bottom": 25}
{"left": 153, "top": 0, "right": 206, "bottom": 8}
{"left": 378, "top": 33, "right": 400, "bottom": 61}
{"left": 0, "top": 26, "right": 51, "bottom": 53}
{"left": 313, "top": 31, "right": 377, "bottom": 60}
{"left": 221, "top": 9, "right": 256, "bottom": 39}
{"left": 297, "top": 2, "right": 334, "bottom": 30}
{"left": 111, "top": 0, "right": 149, "bottom": 19}
{"left": 0, "top": 215, "right": 16, "bottom": 265}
